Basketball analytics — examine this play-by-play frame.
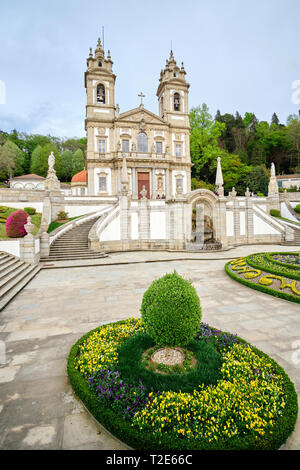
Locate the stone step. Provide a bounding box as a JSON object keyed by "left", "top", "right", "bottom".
{"left": 41, "top": 253, "right": 107, "bottom": 261}
{"left": 0, "top": 260, "right": 26, "bottom": 282}
{"left": 0, "top": 264, "right": 40, "bottom": 300}
{"left": 0, "top": 265, "right": 41, "bottom": 311}
{"left": 0, "top": 254, "right": 11, "bottom": 266}
{"left": 0, "top": 257, "right": 21, "bottom": 273}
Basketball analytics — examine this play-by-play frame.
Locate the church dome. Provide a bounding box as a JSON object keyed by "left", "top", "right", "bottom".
{"left": 71, "top": 170, "right": 87, "bottom": 184}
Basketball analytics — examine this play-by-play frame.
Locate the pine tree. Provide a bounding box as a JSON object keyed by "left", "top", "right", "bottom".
{"left": 30, "top": 145, "right": 43, "bottom": 175}
{"left": 271, "top": 113, "right": 280, "bottom": 126}
{"left": 72, "top": 149, "right": 84, "bottom": 177}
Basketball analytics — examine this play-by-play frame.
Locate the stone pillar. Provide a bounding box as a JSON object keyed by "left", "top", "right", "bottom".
{"left": 139, "top": 186, "right": 150, "bottom": 240}
{"left": 195, "top": 203, "right": 204, "bottom": 245}
{"left": 40, "top": 232, "right": 50, "bottom": 258}
{"left": 132, "top": 167, "right": 137, "bottom": 199}
{"left": 120, "top": 195, "right": 129, "bottom": 242}
{"left": 233, "top": 198, "right": 240, "bottom": 244}
{"left": 87, "top": 167, "right": 95, "bottom": 195}
{"left": 152, "top": 168, "right": 156, "bottom": 199}
{"left": 20, "top": 234, "right": 37, "bottom": 264}
{"left": 117, "top": 166, "right": 121, "bottom": 195}
{"left": 165, "top": 169, "right": 170, "bottom": 199}
{"left": 217, "top": 198, "right": 227, "bottom": 248}
{"left": 245, "top": 196, "right": 254, "bottom": 243}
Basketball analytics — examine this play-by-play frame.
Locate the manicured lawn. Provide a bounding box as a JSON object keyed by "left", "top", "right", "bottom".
{"left": 47, "top": 216, "right": 81, "bottom": 233}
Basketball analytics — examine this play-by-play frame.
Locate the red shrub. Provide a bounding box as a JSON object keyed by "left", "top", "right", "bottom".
{"left": 5, "top": 210, "right": 29, "bottom": 238}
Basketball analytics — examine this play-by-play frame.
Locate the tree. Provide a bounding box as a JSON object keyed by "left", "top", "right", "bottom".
{"left": 31, "top": 143, "right": 60, "bottom": 178}
{"left": 0, "top": 141, "right": 24, "bottom": 177}
{"left": 58, "top": 150, "right": 73, "bottom": 181}
{"left": 287, "top": 117, "right": 300, "bottom": 171}
{"left": 189, "top": 104, "right": 225, "bottom": 181}
{"left": 271, "top": 113, "right": 280, "bottom": 126}
{"left": 30, "top": 145, "right": 43, "bottom": 176}
{"left": 72, "top": 149, "right": 85, "bottom": 177}
{"left": 0, "top": 144, "right": 15, "bottom": 179}
{"left": 245, "top": 165, "right": 269, "bottom": 195}
{"left": 209, "top": 153, "right": 252, "bottom": 195}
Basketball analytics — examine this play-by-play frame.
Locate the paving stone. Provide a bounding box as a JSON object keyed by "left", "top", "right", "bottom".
{"left": 0, "top": 246, "right": 299, "bottom": 449}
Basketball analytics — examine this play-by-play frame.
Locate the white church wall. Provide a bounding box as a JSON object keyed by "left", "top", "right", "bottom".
{"left": 240, "top": 212, "right": 246, "bottom": 236}
{"left": 280, "top": 202, "right": 298, "bottom": 222}
{"left": 100, "top": 213, "right": 120, "bottom": 241}
{"left": 171, "top": 171, "right": 187, "bottom": 197}
{"left": 93, "top": 168, "right": 112, "bottom": 195}
{"left": 0, "top": 240, "right": 20, "bottom": 258}
{"left": 253, "top": 214, "right": 281, "bottom": 235}
{"left": 64, "top": 205, "right": 109, "bottom": 218}
{"left": 150, "top": 212, "right": 166, "bottom": 239}
{"left": 130, "top": 211, "right": 139, "bottom": 240}
{"left": 226, "top": 211, "right": 234, "bottom": 236}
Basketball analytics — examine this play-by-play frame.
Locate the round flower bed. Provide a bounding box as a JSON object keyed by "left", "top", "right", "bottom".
{"left": 67, "top": 318, "right": 298, "bottom": 450}
{"left": 225, "top": 252, "right": 300, "bottom": 304}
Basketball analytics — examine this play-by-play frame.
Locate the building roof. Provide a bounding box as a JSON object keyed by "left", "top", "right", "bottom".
{"left": 71, "top": 170, "right": 87, "bottom": 184}
{"left": 11, "top": 174, "right": 45, "bottom": 181}
{"left": 276, "top": 174, "right": 300, "bottom": 180}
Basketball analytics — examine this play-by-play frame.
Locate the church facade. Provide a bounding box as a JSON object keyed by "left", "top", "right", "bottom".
{"left": 85, "top": 38, "right": 192, "bottom": 198}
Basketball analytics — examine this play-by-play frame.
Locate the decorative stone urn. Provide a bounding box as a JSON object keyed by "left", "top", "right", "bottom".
{"left": 24, "top": 216, "right": 35, "bottom": 235}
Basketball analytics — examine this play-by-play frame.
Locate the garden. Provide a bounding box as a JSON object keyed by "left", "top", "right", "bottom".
{"left": 0, "top": 206, "right": 41, "bottom": 238}
{"left": 225, "top": 252, "right": 300, "bottom": 304}
{"left": 67, "top": 271, "right": 298, "bottom": 450}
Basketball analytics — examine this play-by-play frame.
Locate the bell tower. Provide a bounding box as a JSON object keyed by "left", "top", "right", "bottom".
{"left": 85, "top": 37, "right": 116, "bottom": 122}
{"left": 156, "top": 50, "right": 190, "bottom": 128}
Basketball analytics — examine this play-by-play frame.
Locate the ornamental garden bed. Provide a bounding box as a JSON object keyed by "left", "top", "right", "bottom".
{"left": 225, "top": 252, "right": 300, "bottom": 304}
{"left": 67, "top": 272, "right": 298, "bottom": 450}
{"left": 0, "top": 205, "right": 41, "bottom": 238}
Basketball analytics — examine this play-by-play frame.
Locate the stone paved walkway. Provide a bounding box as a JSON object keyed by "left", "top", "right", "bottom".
{"left": 0, "top": 245, "right": 299, "bottom": 449}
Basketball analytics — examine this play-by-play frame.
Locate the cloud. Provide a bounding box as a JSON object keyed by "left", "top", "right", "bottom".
{"left": 0, "top": 101, "right": 85, "bottom": 138}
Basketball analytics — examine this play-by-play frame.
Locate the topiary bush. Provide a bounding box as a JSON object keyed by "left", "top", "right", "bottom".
{"left": 24, "top": 207, "right": 36, "bottom": 215}
{"left": 5, "top": 210, "right": 28, "bottom": 238}
{"left": 294, "top": 204, "right": 300, "bottom": 214}
{"left": 140, "top": 271, "right": 202, "bottom": 347}
{"left": 270, "top": 209, "right": 281, "bottom": 217}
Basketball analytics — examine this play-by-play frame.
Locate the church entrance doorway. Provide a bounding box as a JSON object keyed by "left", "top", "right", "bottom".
{"left": 138, "top": 172, "right": 150, "bottom": 199}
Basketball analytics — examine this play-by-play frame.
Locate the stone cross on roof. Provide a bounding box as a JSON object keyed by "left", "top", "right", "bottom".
{"left": 138, "top": 92, "right": 145, "bottom": 106}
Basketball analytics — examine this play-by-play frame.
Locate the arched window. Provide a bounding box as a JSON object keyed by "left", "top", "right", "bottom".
{"left": 137, "top": 132, "right": 148, "bottom": 153}
{"left": 174, "top": 92, "right": 180, "bottom": 111}
{"left": 97, "top": 84, "right": 105, "bottom": 104}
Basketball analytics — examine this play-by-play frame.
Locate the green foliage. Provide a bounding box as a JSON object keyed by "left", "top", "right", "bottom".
{"left": 141, "top": 272, "right": 202, "bottom": 347}
{"left": 270, "top": 209, "right": 281, "bottom": 217}
{"left": 57, "top": 210, "right": 68, "bottom": 220}
{"left": 225, "top": 260, "right": 300, "bottom": 305}
{"left": 67, "top": 320, "right": 298, "bottom": 450}
{"left": 191, "top": 178, "right": 215, "bottom": 192}
{"left": 117, "top": 333, "right": 222, "bottom": 393}
{"left": 245, "top": 165, "right": 269, "bottom": 195}
{"left": 189, "top": 104, "right": 225, "bottom": 180}
{"left": 294, "top": 204, "right": 300, "bottom": 214}
{"left": 0, "top": 140, "right": 25, "bottom": 177}
{"left": 24, "top": 207, "right": 36, "bottom": 215}
{"left": 72, "top": 149, "right": 85, "bottom": 177}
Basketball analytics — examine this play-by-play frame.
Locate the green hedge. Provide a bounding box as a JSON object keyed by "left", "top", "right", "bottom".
{"left": 117, "top": 333, "right": 222, "bottom": 393}
{"left": 67, "top": 320, "right": 298, "bottom": 450}
{"left": 247, "top": 253, "right": 300, "bottom": 282}
{"left": 225, "top": 262, "right": 300, "bottom": 305}
{"left": 264, "top": 252, "right": 300, "bottom": 272}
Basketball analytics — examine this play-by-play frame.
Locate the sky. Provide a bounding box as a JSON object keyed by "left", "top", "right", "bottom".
{"left": 0, "top": 0, "right": 300, "bottom": 138}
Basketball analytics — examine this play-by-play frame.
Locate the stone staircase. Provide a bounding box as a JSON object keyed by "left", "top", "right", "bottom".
{"left": 0, "top": 252, "right": 40, "bottom": 311}
{"left": 40, "top": 218, "right": 107, "bottom": 262}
